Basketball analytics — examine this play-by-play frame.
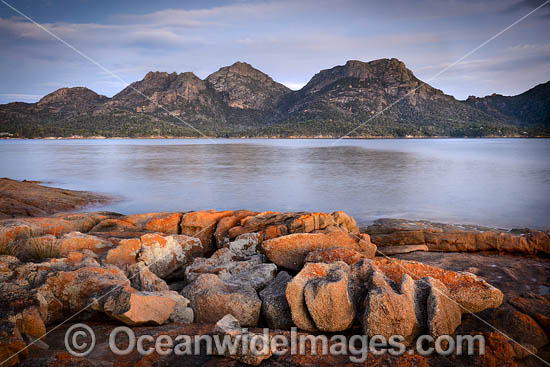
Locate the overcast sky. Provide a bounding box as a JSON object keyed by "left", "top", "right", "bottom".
{"left": 0, "top": 0, "right": 548, "bottom": 104}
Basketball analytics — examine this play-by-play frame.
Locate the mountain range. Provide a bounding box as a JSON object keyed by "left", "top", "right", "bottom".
{"left": 1, "top": 58, "right": 549, "bottom": 138}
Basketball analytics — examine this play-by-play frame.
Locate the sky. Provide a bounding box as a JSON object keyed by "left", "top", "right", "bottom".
{"left": 0, "top": 0, "right": 549, "bottom": 104}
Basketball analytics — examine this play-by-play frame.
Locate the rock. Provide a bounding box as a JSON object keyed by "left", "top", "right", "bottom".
{"left": 226, "top": 211, "right": 361, "bottom": 243}
{"left": 123, "top": 212, "right": 182, "bottom": 234}
{"left": 373, "top": 258, "right": 503, "bottom": 313}
{"left": 127, "top": 262, "right": 169, "bottom": 292}
{"left": 228, "top": 232, "right": 262, "bottom": 257}
{"left": 57, "top": 232, "right": 113, "bottom": 256}
{"left": 182, "top": 274, "right": 261, "bottom": 326}
{"left": 225, "top": 263, "right": 277, "bottom": 291}
{"left": 261, "top": 230, "right": 376, "bottom": 271}
{"left": 264, "top": 224, "right": 288, "bottom": 240}
{"left": 303, "top": 264, "right": 355, "bottom": 332}
{"left": 304, "top": 247, "right": 367, "bottom": 265}
{"left": 184, "top": 247, "right": 264, "bottom": 284}
{"left": 0, "top": 223, "right": 31, "bottom": 249}
{"left": 477, "top": 331, "right": 536, "bottom": 366}
{"left": 509, "top": 294, "right": 550, "bottom": 332}
{"left": 213, "top": 314, "right": 273, "bottom": 365}
{"left": 286, "top": 262, "right": 350, "bottom": 331}
{"left": 137, "top": 233, "right": 203, "bottom": 278}
{"left": 214, "top": 210, "right": 256, "bottom": 247}
{"left": 0, "top": 178, "right": 111, "bottom": 218}
{"left": 362, "top": 270, "right": 419, "bottom": 344}
{"left": 0, "top": 320, "right": 27, "bottom": 367}
{"left": 0, "top": 282, "right": 47, "bottom": 365}
{"left": 39, "top": 266, "right": 130, "bottom": 313}
{"left": 259, "top": 271, "right": 293, "bottom": 330}
{"left": 229, "top": 212, "right": 294, "bottom": 239}
{"left": 466, "top": 303, "right": 549, "bottom": 350}
{"left": 180, "top": 210, "right": 234, "bottom": 252}
{"left": 423, "top": 277, "right": 462, "bottom": 339}
{"left": 166, "top": 293, "right": 194, "bottom": 324}
{"left": 332, "top": 211, "right": 360, "bottom": 233}
{"left": 90, "top": 218, "right": 140, "bottom": 233}
{"left": 104, "top": 238, "right": 142, "bottom": 267}
{"left": 288, "top": 212, "right": 336, "bottom": 233}
{"left": 213, "top": 313, "right": 241, "bottom": 335}
{"left": 377, "top": 244, "right": 429, "bottom": 255}
{"left": 366, "top": 218, "right": 550, "bottom": 255}
{"left": 4, "top": 214, "right": 105, "bottom": 238}
{"left": 100, "top": 288, "right": 178, "bottom": 326}
{"left": 0, "top": 255, "right": 17, "bottom": 281}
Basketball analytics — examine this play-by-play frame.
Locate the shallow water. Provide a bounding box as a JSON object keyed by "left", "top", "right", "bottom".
{"left": 1, "top": 138, "right": 549, "bottom": 229}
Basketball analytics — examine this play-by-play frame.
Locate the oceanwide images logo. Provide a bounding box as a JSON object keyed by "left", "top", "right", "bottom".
{"left": 65, "top": 323, "right": 486, "bottom": 362}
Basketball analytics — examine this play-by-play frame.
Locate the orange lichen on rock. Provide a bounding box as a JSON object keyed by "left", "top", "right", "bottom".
{"left": 180, "top": 210, "right": 234, "bottom": 251}
{"left": 373, "top": 258, "right": 503, "bottom": 313}
{"left": 104, "top": 238, "right": 142, "bottom": 267}
{"left": 262, "top": 230, "right": 376, "bottom": 270}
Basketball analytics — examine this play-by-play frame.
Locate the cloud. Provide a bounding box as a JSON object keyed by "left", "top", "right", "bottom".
{"left": 502, "top": 0, "right": 550, "bottom": 17}
{"left": 0, "top": 0, "right": 547, "bottom": 102}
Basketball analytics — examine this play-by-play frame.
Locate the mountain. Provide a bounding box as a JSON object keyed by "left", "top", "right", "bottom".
{"left": 206, "top": 61, "right": 290, "bottom": 110}
{"left": 274, "top": 59, "right": 507, "bottom": 136}
{"left": 464, "top": 81, "right": 550, "bottom": 126}
{"left": 0, "top": 59, "right": 548, "bottom": 138}
{"left": 110, "top": 71, "right": 227, "bottom": 127}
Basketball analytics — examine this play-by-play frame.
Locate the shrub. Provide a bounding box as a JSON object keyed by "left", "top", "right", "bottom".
{"left": 25, "top": 236, "right": 61, "bottom": 260}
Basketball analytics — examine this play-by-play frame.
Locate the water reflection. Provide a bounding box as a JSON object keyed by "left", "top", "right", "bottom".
{"left": 0, "top": 139, "right": 548, "bottom": 229}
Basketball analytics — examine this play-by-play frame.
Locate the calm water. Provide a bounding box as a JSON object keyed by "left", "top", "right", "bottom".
{"left": 1, "top": 138, "right": 549, "bottom": 229}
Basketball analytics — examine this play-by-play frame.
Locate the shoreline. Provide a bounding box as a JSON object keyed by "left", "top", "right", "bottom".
{"left": 2, "top": 135, "right": 550, "bottom": 140}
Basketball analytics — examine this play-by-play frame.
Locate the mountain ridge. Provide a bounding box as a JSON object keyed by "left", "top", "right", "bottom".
{"left": 1, "top": 59, "right": 548, "bottom": 138}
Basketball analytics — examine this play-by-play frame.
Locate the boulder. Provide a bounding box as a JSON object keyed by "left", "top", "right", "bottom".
{"left": 182, "top": 274, "right": 261, "bottom": 326}
{"left": 373, "top": 258, "right": 503, "bottom": 313}
{"left": 123, "top": 212, "right": 182, "bottom": 234}
{"left": 229, "top": 212, "right": 294, "bottom": 239}
{"left": 262, "top": 230, "right": 376, "bottom": 270}
{"left": 0, "top": 320, "right": 27, "bottom": 367}
{"left": 127, "top": 262, "right": 169, "bottom": 292}
{"left": 286, "top": 262, "right": 350, "bottom": 331}
{"left": 303, "top": 264, "right": 355, "bottom": 332}
{"left": 228, "top": 232, "right": 262, "bottom": 258}
{"left": 509, "top": 294, "right": 550, "bottom": 332}
{"left": 166, "top": 292, "right": 194, "bottom": 324}
{"left": 259, "top": 271, "right": 293, "bottom": 330}
{"left": 137, "top": 233, "right": 203, "bottom": 278}
{"left": 214, "top": 210, "right": 256, "bottom": 247}
{"left": 214, "top": 314, "right": 273, "bottom": 365}
{"left": 180, "top": 210, "right": 234, "bottom": 252}
{"left": 288, "top": 212, "right": 336, "bottom": 233}
{"left": 90, "top": 218, "right": 140, "bottom": 233}
{"left": 362, "top": 270, "right": 419, "bottom": 344}
{"left": 304, "top": 247, "right": 367, "bottom": 265}
{"left": 104, "top": 238, "right": 142, "bottom": 267}
{"left": 423, "top": 277, "right": 462, "bottom": 339}
{"left": 184, "top": 247, "right": 264, "bottom": 284}
{"left": 366, "top": 218, "right": 550, "bottom": 255}
{"left": 39, "top": 266, "right": 130, "bottom": 313}
{"left": 332, "top": 211, "right": 360, "bottom": 233}
{"left": 58, "top": 232, "right": 113, "bottom": 256}
{"left": 224, "top": 263, "right": 277, "bottom": 291}
{"left": 100, "top": 288, "right": 178, "bottom": 326}
{"left": 469, "top": 303, "right": 549, "bottom": 350}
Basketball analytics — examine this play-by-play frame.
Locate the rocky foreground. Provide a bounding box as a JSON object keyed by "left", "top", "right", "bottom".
{"left": 0, "top": 210, "right": 549, "bottom": 366}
